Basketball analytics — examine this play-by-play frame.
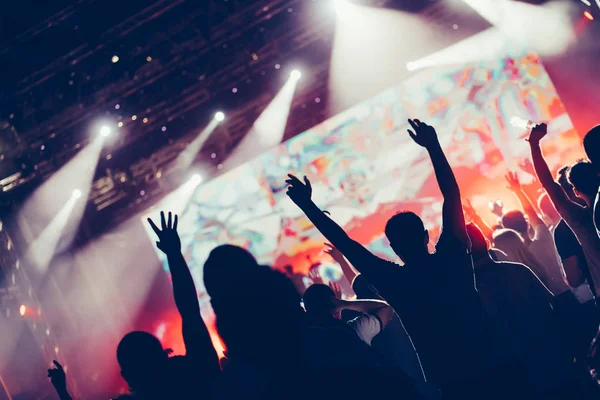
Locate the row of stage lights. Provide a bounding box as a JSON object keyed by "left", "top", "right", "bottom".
{"left": 95, "top": 69, "right": 301, "bottom": 139}
{"left": 77, "top": 69, "right": 302, "bottom": 200}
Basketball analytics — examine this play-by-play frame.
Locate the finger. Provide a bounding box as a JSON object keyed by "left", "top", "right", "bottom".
{"left": 414, "top": 118, "right": 422, "bottom": 125}
{"left": 323, "top": 210, "right": 331, "bottom": 215}
{"left": 324, "top": 243, "right": 333, "bottom": 249}
{"left": 407, "top": 130, "right": 417, "bottom": 141}
{"left": 287, "top": 174, "right": 303, "bottom": 185}
{"left": 167, "top": 212, "right": 172, "bottom": 229}
{"left": 160, "top": 211, "right": 166, "bottom": 230}
{"left": 148, "top": 218, "right": 161, "bottom": 235}
{"left": 53, "top": 360, "right": 63, "bottom": 370}
{"left": 408, "top": 119, "right": 419, "bottom": 130}
{"left": 303, "top": 176, "right": 311, "bottom": 191}
{"left": 173, "top": 215, "right": 178, "bottom": 231}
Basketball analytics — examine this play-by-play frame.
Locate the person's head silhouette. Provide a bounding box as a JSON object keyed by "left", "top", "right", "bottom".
{"left": 567, "top": 160, "right": 600, "bottom": 207}
{"left": 583, "top": 125, "right": 600, "bottom": 173}
{"left": 303, "top": 284, "right": 337, "bottom": 318}
{"left": 384, "top": 211, "right": 429, "bottom": 263}
{"left": 203, "top": 244, "right": 261, "bottom": 301}
{"left": 501, "top": 210, "right": 528, "bottom": 237}
{"left": 117, "top": 331, "right": 169, "bottom": 394}
{"left": 203, "top": 244, "right": 303, "bottom": 366}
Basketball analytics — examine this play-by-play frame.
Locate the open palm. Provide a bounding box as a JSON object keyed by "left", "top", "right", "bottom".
{"left": 407, "top": 119, "right": 438, "bottom": 148}
{"left": 148, "top": 211, "right": 181, "bottom": 255}
{"left": 285, "top": 174, "right": 312, "bottom": 207}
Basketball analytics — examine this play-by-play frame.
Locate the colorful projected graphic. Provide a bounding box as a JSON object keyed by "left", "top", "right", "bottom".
{"left": 144, "top": 54, "right": 584, "bottom": 308}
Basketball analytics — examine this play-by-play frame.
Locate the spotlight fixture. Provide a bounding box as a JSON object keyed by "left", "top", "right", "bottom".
{"left": 214, "top": 112, "right": 225, "bottom": 122}
{"left": 190, "top": 174, "right": 203, "bottom": 184}
{"left": 99, "top": 126, "right": 112, "bottom": 137}
{"left": 290, "top": 70, "right": 302, "bottom": 80}
{"left": 72, "top": 189, "right": 82, "bottom": 199}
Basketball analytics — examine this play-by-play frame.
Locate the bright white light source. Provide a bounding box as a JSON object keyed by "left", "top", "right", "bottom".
{"left": 19, "top": 305, "right": 26, "bottom": 316}
{"left": 290, "top": 70, "right": 302, "bottom": 80}
{"left": 214, "top": 112, "right": 225, "bottom": 122}
{"left": 333, "top": 0, "right": 346, "bottom": 14}
{"left": 99, "top": 126, "right": 112, "bottom": 137}
{"left": 111, "top": 55, "right": 119, "bottom": 63}
{"left": 190, "top": 174, "right": 203, "bottom": 184}
{"left": 72, "top": 189, "right": 82, "bottom": 199}
{"left": 406, "top": 62, "right": 417, "bottom": 71}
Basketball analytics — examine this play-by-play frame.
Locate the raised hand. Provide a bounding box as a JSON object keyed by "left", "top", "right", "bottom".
{"left": 407, "top": 119, "right": 438, "bottom": 148}
{"left": 518, "top": 158, "right": 535, "bottom": 178}
{"left": 489, "top": 199, "right": 504, "bottom": 218}
{"left": 329, "top": 281, "right": 342, "bottom": 300}
{"left": 285, "top": 174, "right": 312, "bottom": 207}
{"left": 48, "top": 360, "right": 67, "bottom": 392}
{"left": 324, "top": 243, "right": 344, "bottom": 263}
{"left": 148, "top": 211, "right": 181, "bottom": 255}
{"left": 308, "top": 267, "right": 323, "bottom": 285}
{"left": 527, "top": 123, "right": 548, "bottom": 145}
{"left": 505, "top": 171, "right": 521, "bottom": 193}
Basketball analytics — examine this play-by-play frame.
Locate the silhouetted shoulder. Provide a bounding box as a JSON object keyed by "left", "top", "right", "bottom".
{"left": 499, "top": 260, "right": 538, "bottom": 275}
{"left": 594, "top": 191, "right": 600, "bottom": 234}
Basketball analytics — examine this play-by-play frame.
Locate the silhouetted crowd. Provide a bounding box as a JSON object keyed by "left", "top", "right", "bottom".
{"left": 47, "top": 120, "right": 600, "bottom": 400}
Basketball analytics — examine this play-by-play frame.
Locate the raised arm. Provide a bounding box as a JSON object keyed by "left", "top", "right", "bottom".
{"left": 528, "top": 124, "right": 576, "bottom": 216}
{"left": 324, "top": 243, "right": 359, "bottom": 285}
{"left": 505, "top": 171, "right": 545, "bottom": 229}
{"left": 334, "top": 298, "right": 393, "bottom": 329}
{"left": 408, "top": 119, "right": 467, "bottom": 244}
{"left": 48, "top": 361, "right": 72, "bottom": 400}
{"left": 286, "top": 175, "right": 394, "bottom": 278}
{"left": 148, "top": 212, "right": 219, "bottom": 371}
{"left": 463, "top": 199, "right": 494, "bottom": 241}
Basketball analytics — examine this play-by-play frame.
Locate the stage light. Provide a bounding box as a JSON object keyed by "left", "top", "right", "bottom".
{"left": 290, "top": 70, "right": 302, "bottom": 80}
{"left": 333, "top": 0, "right": 346, "bottom": 14}
{"left": 72, "top": 189, "right": 82, "bottom": 199}
{"left": 111, "top": 55, "right": 119, "bottom": 63}
{"left": 406, "top": 62, "right": 417, "bottom": 71}
{"left": 19, "top": 305, "right": 26, "bottom": 316}
{"left": 214, "top": 112, "right": 225, "bottom": 122}
{"left": 190, "top": 174, "right": 203, "bottom": 184}
{"left": 584, "top": 11, "right": 594, "bottom": 20}
{"left": 99, "top": 126, "right": 112, "bottom": 137}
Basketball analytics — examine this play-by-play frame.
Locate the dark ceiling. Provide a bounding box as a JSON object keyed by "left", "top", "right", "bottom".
{"left": 0, "top": 0, "right": 338, "bottom": 221}
{"left": 0, "top": 0, "right": 494, "bottom": 240}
